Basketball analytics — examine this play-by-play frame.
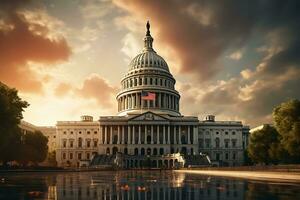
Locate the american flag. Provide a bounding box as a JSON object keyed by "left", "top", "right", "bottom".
{"left": 141, "top": 91, "right": 156, "bottom": 100}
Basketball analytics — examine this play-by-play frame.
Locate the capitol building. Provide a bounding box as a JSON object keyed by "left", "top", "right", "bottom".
{"left": 21, "top": 22, "right": 249, "bottom": 168}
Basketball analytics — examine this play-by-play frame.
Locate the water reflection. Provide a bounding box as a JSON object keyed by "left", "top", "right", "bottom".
{"left": 0, "top": 171, "right": 300, "bottom": 200}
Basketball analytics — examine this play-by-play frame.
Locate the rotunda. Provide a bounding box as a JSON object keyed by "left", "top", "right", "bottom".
{"left": 116, "top": 21, "right": 181, "bottom": 116}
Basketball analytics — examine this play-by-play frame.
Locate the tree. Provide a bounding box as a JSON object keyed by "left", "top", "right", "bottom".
{"left": 273, "top": 99, "right": 300, "bottom": 162}
{"left": 0, "top": 82, "right": 29, "bottom": 164}
{"left": 248, "top": 125, "right": 280, "bottom": 164}
{"left": 20, "top": 131, "right": 48, "bottom": 165}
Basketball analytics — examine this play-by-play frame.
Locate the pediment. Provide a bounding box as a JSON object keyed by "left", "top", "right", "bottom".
{"left": 129, "top": 111, "right": 169, "bottom": 122}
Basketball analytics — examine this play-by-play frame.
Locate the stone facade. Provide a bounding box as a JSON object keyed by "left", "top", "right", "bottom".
{"left": 198, "top": 116, "right": 249, "bottom": 166}
{"left": 55, "top": 116, "right": 99, "bottom": 167}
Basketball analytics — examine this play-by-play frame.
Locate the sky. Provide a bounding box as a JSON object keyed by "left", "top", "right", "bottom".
{"left": 1, "top": 0, "right": 300, "bottom": 127}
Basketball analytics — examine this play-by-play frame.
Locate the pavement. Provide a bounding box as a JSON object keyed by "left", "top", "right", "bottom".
{"left": 175, "top": 170, "right": 300, "bottom": 183}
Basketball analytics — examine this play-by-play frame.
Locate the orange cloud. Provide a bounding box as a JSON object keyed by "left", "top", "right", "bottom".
{"left": 0, "top": 2, "right": 71, "bottom": 93}
{"left": 54, "top": 83, "right": 72, "bottom": 97}
{"left": 76, "top": 74, "right": 117, "bottom": 108}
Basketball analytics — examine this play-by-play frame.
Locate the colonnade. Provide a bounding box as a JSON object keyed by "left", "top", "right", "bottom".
{"left": 117, "top": 92, "right": 179, "bottom": 112}
{"left": 99, "top": 124, "right": 194, "bottom": 145}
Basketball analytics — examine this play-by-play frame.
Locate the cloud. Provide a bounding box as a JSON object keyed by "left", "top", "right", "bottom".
{"left": 76, "top": 74, "right": 117, "bottom": 108}
{"left": 54, "top": 82, "right": 72, "bottom": 97}
{"left": 114, "top": 0, "right": 300, "bottom": 127}
{"left": 228, "top": 50, "right": 243, "bottom": 60}
{"left": 113, "top": 0, "right": 258, "bottom": 81}
{"left": 0, "top": 1, "right": 71, "bottom": 93}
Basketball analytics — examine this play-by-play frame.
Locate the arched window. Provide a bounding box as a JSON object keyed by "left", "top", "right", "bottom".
{"left": 147, "top": 148, "right": 151, "bottom": 155}
{"left": 78, "top": 138, "right": 82, "bottom": 148}
{"left": 153, "top": 148, "right": 158, "bottom": 155}
{"left": 159, "top": 148, "right": 164, "bottom": 155}
{"left": 141, "top": 148, "right": 145, "bottom": 155}
{"left": 134, "top": 148, "right": 138, "bottom": 155}
{"left": 106, "top": 148, "right": 110, "bottom": 154}
{"left": 124, "top": 148, "right": 128, "bottom": 155}
{"left": 215, "top": 137, "right": 220, "bottom": 148}
{"left": 112, "top": 147, "right": 118, "bottom": 155}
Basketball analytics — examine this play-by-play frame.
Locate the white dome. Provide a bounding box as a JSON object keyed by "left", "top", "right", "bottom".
{"left": 116, "top": 21, "right": 181, "bottom": 116}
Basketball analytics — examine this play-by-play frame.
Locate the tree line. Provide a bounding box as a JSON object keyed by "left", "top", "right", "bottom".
{"left": 0, "top": 82, "right": 48, "bottom": 166}
{"left": 248, "top": 99, "right": 300, "bottom": 164}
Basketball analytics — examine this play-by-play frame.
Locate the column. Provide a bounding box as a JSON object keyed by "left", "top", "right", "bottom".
{"left": 128, "top": 125, "right": 131, "bottom": 144}
{"left": 117, "top": 126, "right": 120, "bottom": 144}
{"left": 138, "top": 125, "right": 141, "bottom": 144}
{"left": 110, "top": 126, "right": 113, "bottom": 144}
{"left": 158, "top": 93, "right": 161, "bottom": 108}
{"left": 132, "top": 125, "right": 135, "bottom": 144}
{"left": 99, "top": 126, "right": 103, "bottom": 144}
{"left": 168, "top": 125, "right": 170, "bottom": 144}
{"left": 173, "top": 126, "right": 177, "bottom": 144}
{"left": 179, "top": 125, "right": 182, "bottom": 144}
{"left": 104, "top": 125, "right": 107, "bottom": 144}
{"left": 122, "top": 126, "right": 125, "bottom": 144}
{"left": 193, "top": 126, "right": 198, "bottom": 145}
{"left": 187, "top": 126, "right": 191, "bottom": 144}
{"left": 157, "top": 125, "right": 160, "bottom": 144}
{"left": 163, "top": 125, "right": 166, "bottom": 144}
{"left": 131, "top": 94, "right": 134, "bottom": 108}
{"left": 151, "top": 125, "right": 154, "bottom": 144}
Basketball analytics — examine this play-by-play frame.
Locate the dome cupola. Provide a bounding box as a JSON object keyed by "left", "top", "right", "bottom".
{"left": 116, "top": 21, "right": 181, "bottom": 116}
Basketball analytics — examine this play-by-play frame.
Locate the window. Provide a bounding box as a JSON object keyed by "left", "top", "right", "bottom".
{"left": 63, "top": 131, "right": 66, "bottom": 134}
{"left": 225, "top": 131, "right": 228, "bottom": 135}
{"left": 87, "top": 140, "right": 91, "bottom": 148}
{"left": 63, "top": 153, "right": 66, "bottom": 159}
{"left": 225, "top": 139, "right": 229, "bottom": 148}
{"left": 63, "top": 140, "right": 67, "bottom": 148}
{"left": 199, "top": 139, "right": 204, "bottom": 148}
{"left": 70, "top": 131, "right": 73, "bottom": 134}
{"left": 93, "top": 140, "right": 98, "bottom": 147}
{"left": 79, "top": 131, "right": 82, "bottom": 134}
{"left": 70, "top": 141, "right": 73, "bottom": 148}
{"left": 233, "top": 152, "right": 236, "bottom": 160}
{"left": 215, "top": 138, "right": 220, "bottom": 148}
{"left": 86, "top": 153, "right": 90, "bottom": 160}
{"left": 232, "top": 131, "right": 236, "bottom": 135}
{"left": 87, "top": 131, "right": 90, "bottom": 134}
{"left": 70, "top": 153, "right": 73, "bottom": 159}
{"left": 205, "top": 139, "right": 211, "bottom": 148}
{"left": 225, "top": 153, "right": 229, "bottom": 160}
{"left": 216, "top": 132, "right": 219, "bottom": 135}
{"left": 78, "top": 138, "right": 82, "bottom": 148}
{"left": 232, "top": 139, "right": 237, "bottom": 148}
{"left": 94, "top": 131, "right": 97, "bottom": 134}
{"left": 78, "top": 153, "right": 82, "bottom": 160}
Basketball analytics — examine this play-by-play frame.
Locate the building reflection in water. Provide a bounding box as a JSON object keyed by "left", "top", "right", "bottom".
{"left": 48, "top": 171, "right": 245, "bottom": 200}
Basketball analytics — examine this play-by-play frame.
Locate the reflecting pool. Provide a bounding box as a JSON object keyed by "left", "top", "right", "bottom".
{"left": 0, "top": 170, "right": 300, "bottom": 199}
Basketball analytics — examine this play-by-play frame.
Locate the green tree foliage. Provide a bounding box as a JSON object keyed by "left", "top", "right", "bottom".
{"left": 20, "top": 131, "right": 48, "bottom": 165}
{"left": 248, "top": 125, "right": 280, "bottom": 164}
{"left": 0, "top": 82, "right": 29, "bottom": 163}
{"left": 273, "top": 99, "right": 300, "bottom": 161}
